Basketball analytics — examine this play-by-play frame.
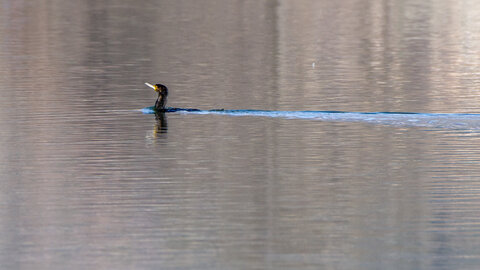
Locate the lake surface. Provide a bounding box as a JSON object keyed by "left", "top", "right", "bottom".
{"left": 1, "top": 0, "right": 480, "bottom": 269}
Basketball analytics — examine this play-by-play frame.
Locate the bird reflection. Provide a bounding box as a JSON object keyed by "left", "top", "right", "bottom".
{"left": 153, "top": 112, "right": 168, "bottom": 136}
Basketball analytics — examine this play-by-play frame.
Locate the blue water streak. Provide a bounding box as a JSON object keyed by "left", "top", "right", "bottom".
{"left": 141, "top": 107, "right": 480, "bottom": 129}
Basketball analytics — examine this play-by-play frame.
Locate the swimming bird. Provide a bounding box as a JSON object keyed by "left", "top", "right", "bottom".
{"left": 145, "top": 82, "right": 168, "bottom": 111}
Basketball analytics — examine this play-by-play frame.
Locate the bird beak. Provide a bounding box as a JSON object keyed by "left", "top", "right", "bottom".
{"left": 145, "top": 82, "right": 158, "bottom": 92}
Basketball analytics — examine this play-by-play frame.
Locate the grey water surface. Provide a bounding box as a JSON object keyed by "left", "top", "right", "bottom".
{"left": 1, "top": 0, "right": 480, "bottom": 269}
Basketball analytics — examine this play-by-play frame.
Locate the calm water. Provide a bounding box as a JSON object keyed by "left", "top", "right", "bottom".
{"left": 1, "top": 0, "right": 480, "bottom": 269}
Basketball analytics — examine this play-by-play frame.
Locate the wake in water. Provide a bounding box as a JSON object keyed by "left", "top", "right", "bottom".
{"left": 141, "top": 106, "right": 480, "bottom": 130}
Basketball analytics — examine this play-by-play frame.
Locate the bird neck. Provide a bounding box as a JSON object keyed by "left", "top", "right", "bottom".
{"left": 155, "top": 93, "right": 167, "bottom": 111}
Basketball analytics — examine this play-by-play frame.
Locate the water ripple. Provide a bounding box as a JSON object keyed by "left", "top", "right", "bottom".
{"left": 142, "top": 107, "right": 480, "bottom": 130}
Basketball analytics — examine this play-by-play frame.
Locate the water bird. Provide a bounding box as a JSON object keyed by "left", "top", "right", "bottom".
{"left": 141, "top": 83, "right": 480, "bottom": 130}
{"left": 145, "top": 82, "right": 168, "bottom": 111}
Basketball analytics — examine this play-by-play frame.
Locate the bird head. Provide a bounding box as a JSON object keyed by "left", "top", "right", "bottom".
{"left": 145, "top": 82, "right": 168, "bottom": 96}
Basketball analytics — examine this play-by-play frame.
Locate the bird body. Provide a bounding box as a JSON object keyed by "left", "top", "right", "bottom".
{"left": 145, "top": 82, "right": 168, "bottom": 111}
